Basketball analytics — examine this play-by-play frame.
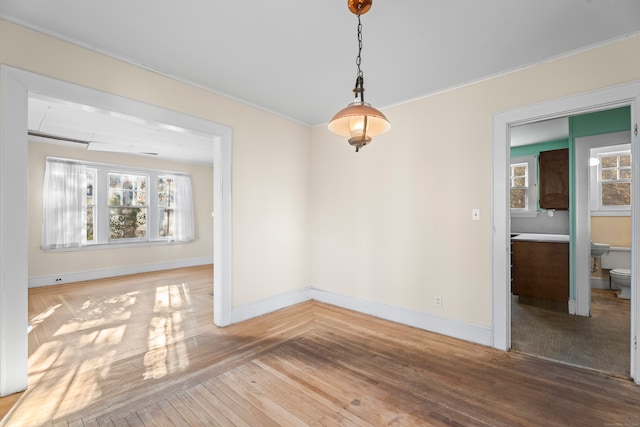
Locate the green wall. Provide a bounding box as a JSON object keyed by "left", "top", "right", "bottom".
{"left": 510, "top": 106, "right": 630, "bottom": 157}
{"left": 571, "top": 106, "right": 631, "bottom": 138}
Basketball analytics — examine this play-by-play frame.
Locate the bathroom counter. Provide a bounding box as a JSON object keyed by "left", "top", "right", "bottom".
{"left": 511, "top": 233, "right": 569, "bottom": 243}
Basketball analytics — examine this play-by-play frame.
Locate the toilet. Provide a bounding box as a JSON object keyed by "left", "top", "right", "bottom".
{"left": 610, "top": 269, "right": 631, "bottom": 299}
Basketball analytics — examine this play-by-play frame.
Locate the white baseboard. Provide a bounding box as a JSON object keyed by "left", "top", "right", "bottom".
{"left": 590, "top": 277, "right": 610, "bottom": 289}
{"left": 231, "top": 287, "right": 312, "bottom": 324}
{"left": 310, "top": 288, "right": 492, "bottom": 346}
{"left": 235, "top": 287, "right": 491, "bottom": 347}
{"left": 568, "top": 299, "right": 577, "bottom": 315}
{"left": 28, "top": 257, "right": 213, "bottom": 288}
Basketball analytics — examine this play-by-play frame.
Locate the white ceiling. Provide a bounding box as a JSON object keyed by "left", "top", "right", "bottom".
{"left": 28, "top": 95, "right": 215, "bottom": 165}
{"left": 2, "top": 1, "right": 640, "bottom": 161}
{"left": 510, "top": 117, "right": 569, "bottom": 147}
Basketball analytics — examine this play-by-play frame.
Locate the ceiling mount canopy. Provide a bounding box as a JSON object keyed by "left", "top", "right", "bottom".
{"left": 328, "top": 0, "right": 390, "bottom": 152}
{"left": 348, "top": 0, "right": 372, "bottom": 15}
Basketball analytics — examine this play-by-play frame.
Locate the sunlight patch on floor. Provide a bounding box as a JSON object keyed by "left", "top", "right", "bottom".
{"left": 29, "top": 303, "right": 61, "bottom": 332}
{"left": 54, "top": 293, "right": 137, "bottom": 337}
{"left": 143, "top": 284, "right": 191, "bottom": 379}
{"left": 4, "top": 266, "right": 212, "bottom": 425}
{"left": 18, "top": 294, "right": 139, "bottom": 422}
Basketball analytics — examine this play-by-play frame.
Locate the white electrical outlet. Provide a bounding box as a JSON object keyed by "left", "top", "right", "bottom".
{"left": 472, "top": 208, "right": 480, "bottom": 221}
{"left": 434, "top": 296, "right": 442, "bottom": 307}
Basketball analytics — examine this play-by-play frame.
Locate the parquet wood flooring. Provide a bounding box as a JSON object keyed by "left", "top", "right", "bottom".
{"left": 2, "top": 265, "right": 640, "bottom": 426}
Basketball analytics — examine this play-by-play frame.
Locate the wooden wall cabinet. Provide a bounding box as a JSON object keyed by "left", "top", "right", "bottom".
{"left": 511, "top": 240, "right": 569, "bottom": 303}
{"left": 539, "top": 148, "right": 569, "bottom": 210}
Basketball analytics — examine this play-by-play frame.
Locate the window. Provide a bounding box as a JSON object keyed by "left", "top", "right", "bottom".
{"left": 85, "top": 168, "right": 97, "bottom": 243}
{"left": 109, "top": 172, "right": 147, "bottom": 240}
{"left": 590, "top": 144, "right": 632, "bottom": 213}
{"left": 43, "top": 157, "right": 194, "bottom": 250}
{"left": 600, "top": 152, "right": 631, "bottom": 206}
{"left": 510, "top": 155, "right": 537, "bottom": 216}
{"left": 158, "top": 176, "right": 174, "bottom": 238}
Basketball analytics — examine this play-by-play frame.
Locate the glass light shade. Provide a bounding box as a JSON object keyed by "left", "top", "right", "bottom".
{"left": 328, "top": 101, "right": 390, "bottom": 138}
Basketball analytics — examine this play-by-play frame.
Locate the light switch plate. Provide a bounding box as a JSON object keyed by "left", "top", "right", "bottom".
{"left": 472, "top": 208, "right": 480, "bottom": 221}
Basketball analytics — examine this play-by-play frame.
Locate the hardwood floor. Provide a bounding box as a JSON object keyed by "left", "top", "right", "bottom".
{"left": 2, "top": 265, "right": 640, "bottom": 426}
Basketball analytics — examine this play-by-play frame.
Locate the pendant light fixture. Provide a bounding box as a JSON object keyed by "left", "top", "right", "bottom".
{"left": 328, "top": 0, "right": 390, "bottom": 152}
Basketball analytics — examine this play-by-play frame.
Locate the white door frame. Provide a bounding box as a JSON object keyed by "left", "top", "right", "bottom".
{"left": 491, "top": 81, "right": 640, "bottom": 383}
{"left": 0, "top": 66, "right": 233, "bottom": 396}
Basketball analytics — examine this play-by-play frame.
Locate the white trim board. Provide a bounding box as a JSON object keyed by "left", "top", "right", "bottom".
{"left": 491, "top": 81, "right": 640, "bottom": 384}
{"left": 28, "top": 257, "right": 214, "bottom": 288}
{"left": 575, "top": 130, "right": 632, "bottom": 317}
{"left": 230, "top": 287, "right": 491, "bottom": 347}
{"left": 0, "top": 66, "right": 233, "bottom": 396}
{"left": 0, "top": 65, "right": 29, "bottom": 397}
{"left": 231, "top": 287, "right": 312, "bottom": 324}
{"left": 310, "top": 289, "right": 492, "bottom": 347}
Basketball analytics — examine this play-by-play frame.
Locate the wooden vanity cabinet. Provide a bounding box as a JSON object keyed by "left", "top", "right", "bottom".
{"left": 539, "top": 148, "right": 569, "bottom": 210}
{"left": 511, "top": 240, "right": 569, "bottom": 302}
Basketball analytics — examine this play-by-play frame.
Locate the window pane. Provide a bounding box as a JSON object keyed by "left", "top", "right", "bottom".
{"left": 122, "top": 175, "right": 134, "bottom": 190}
{"left": 165, "top": 178, "right": 174, "bottom": 207}
{"left": 136, "top": 176, "right": 146, "bottom": 191}
{"left": 602, "top": 182, "right": 631, "bottom": 206}
{"left": 86, "top": 169, "right": 96, "bottom": 204}
{"left": 109, "top": 173, "right": 122, "bottom": 188}
{"left": 109, "top": 173, "right": 147, "bottom": 207}
{"left": 84, "top": 169, "right": 96, "bottom": 243}
{"left": 513, "top": 177, "right": 526, "bottom": 187}
{"left": 601, "top": 156, "right": 617, "bottom": 168}
{"left": 158, "top": 176, "right": 175, "bottom": 238}
{"left": 620, "top": 168, "right": 632, "bottom": 180}
{"left": 620, "top": 154, "right": 631, "bottom": 167}
{"left": 512, "top": 166, "right": 526, "bottom": 177}
{"left": 109, "top": 207, "right": 147, "bottom": 239}
{"left": 122, "top": 190, "right": 135, "bottom": 206}
{"left": 602, "top": 169, "right": 617, "bottom": 180}
{"left": 86, "top": 206, "right": 94, "bottom": 242}
{"left": 109, "top": 189, "right": 122, "bottom": 205}
{"left": 134, "top": 190, "right": 146, "bottom": 206}
{"left": 510, "top": 189, "right": 526, "bottom": 209}
{"left": 159, "top": 208, "right": 173, "bottom": 237}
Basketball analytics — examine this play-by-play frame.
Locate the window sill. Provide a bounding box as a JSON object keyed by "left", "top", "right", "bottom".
{"left": 43, "top": 239, "right": 192, "bottom": 253}
{"left": 590, "top": 210, "right": 631, "bottom": 217}
{"left": 511, "top": 211, "right": 538, "bottom": 218}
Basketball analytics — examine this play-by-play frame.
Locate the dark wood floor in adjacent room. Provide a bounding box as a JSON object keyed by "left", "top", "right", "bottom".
{"left": 1, "top": 265, "right": 639, "bottom": 426}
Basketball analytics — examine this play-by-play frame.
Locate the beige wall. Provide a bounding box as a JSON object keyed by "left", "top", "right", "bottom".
{"left": 310, "top": 35, "right": 640, "bottom": 326}
{"left": 1, "top": 20, "right": 311, "bottom": 306}
{"left": 28, "top": 140, "right": 214, "bottom": 278}
{"left": 591, "top": 216, "right": 632, "bottom": 247}
{"left": 4, "top": 18, "right": 640, "bottom": 330}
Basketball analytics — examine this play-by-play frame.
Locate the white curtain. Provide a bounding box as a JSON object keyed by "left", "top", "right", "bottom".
{"left": 42, "top": 158, "right": 86, "bottom": 249}
{"left": 172, "top": 174, "right": 195, "bottom": 242}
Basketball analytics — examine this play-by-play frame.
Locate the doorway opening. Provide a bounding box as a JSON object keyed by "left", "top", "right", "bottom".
{"left": 0, "top": 66, "right": 233, "bottom": 396}
{"left": 491, "top": 81, "right": 640, "bottom": 384}
{"left": 509, "top": 111, "right": 632, "bottom": 378}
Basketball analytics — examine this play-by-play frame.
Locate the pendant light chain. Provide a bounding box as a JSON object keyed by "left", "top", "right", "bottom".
{"left": 356, "top": 15, "right": 363, "bottom": 78}
{"left": 327, "top": 1, "right": 390, "bottom": 152}
{"left": 355, "top": 14, "right": 365, "bottom": 103}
